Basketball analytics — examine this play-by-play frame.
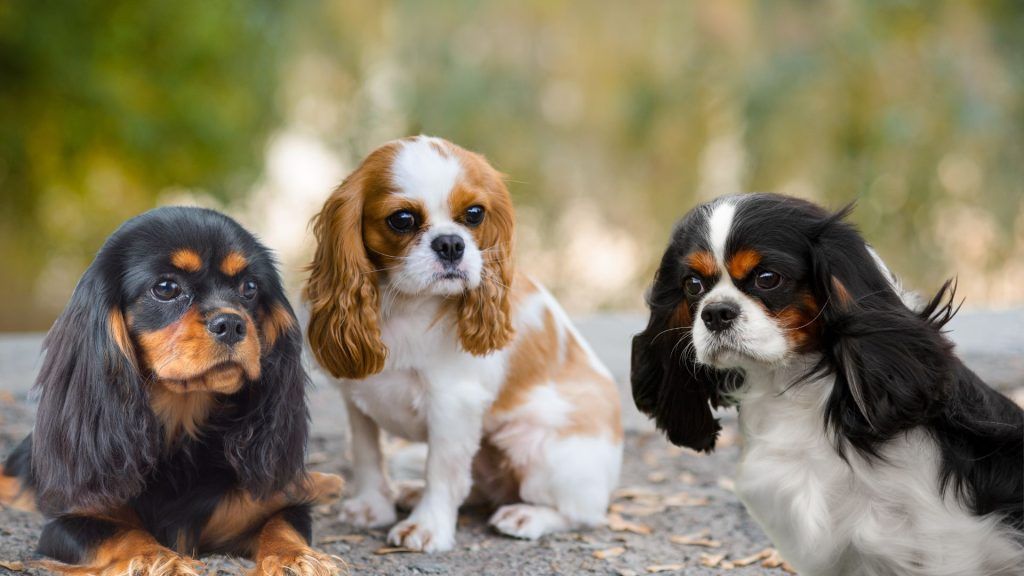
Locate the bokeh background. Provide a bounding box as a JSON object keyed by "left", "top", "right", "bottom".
{"left": 2, "top": 0, "right": 1022, "bottom": 331}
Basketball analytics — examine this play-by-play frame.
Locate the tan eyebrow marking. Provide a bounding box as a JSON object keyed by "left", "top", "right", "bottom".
{"left": 686, "top": 251, "right": 718, "bottom": 278}
{"left": 170, "top": 249, "right": 202, "bottom": 273}
{"left": 728, "top": 249, "right": 762, "bottom": 280}
{"left": 220, "top": 252, "right": 248, "bottom": 276}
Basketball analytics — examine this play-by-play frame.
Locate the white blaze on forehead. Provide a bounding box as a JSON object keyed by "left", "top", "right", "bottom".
{"left": 391, "top": 136, "right": 463, "bottom": 223}
{"left": 706, "top": 200, "right": 737, "bottom": 270}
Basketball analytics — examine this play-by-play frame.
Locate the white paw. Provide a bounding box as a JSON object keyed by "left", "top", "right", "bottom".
{"left": 387, "top": 516, "right": 455, "bottom": 553}
{"left": 339, "top": 493, "right": 396, "bottom": 528}
{"left": 489, "top": 504, "right": 569, "bottom": 540}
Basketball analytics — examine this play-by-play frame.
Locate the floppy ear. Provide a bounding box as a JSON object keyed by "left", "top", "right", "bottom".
{"left": 458, "top": 176, "right": 515, "bottom": 356}
{"left": 631, "top": 245, "right": 739, "bottom": 452}
{"left": 225, "top": 295, "right": 309, "bottom": 498}
{"left": 31, "top": 260, "right": 160, "bottom": 515}
{"left": 809, "top": 207, "right": 953, "bottom": 456}
{"left": 305, "top": 175, "right": 387, "bottom": 379}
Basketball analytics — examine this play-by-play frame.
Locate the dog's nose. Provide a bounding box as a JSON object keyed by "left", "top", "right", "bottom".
{"left": 431, "top": 234, "right": 465, "bottom": 263}
{"left": 701, "top": 302, "right": 740, "bottom": 332}
{"left": 207, "top": 313, "right": 246, "bottom": 346}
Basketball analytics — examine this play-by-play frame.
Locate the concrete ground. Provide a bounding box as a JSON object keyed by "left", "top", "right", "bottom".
{"left": 1, "top": 310, "right": 1021, "bottom": 575}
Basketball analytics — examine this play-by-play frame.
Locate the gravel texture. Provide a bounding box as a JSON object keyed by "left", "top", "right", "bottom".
{"left": 1, "top": 309, "right": 1021, "bottom": 575}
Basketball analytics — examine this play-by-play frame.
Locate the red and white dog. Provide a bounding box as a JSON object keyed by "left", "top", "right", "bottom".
{"left": 304, "top": 136, "right": 623, "bottom": 552}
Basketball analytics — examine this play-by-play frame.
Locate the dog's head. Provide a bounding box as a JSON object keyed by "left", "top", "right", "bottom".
{"left": 32, "top": 206, "right": 308, "bottom": 513}
{"left": 632, "top": 193, "right": 954, "bottom": 454}
{"left": 305, "top": 136, "right": 515, "bottom": 379}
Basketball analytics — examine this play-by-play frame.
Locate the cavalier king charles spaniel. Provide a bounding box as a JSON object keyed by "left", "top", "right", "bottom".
{"left": 0, "top": 207, "right": 342, "bottom": 576}
{"left": 304, "top": 136, "right": 622, "bottom": 552}
{"left": 632, "top": 194, "right": 1022, "bottom": 576}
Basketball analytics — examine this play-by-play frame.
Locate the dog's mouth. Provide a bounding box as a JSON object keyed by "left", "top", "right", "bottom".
{"left": 157, "top": 361, "right": 255, "bottom": 395}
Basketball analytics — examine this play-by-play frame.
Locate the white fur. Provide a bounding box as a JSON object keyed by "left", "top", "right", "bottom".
{"left": 327, "top": 137, "right": 622, "bottom": 552}
{"left": 691, "top": 203, "right": 1023, "bottom": 575}
{"left": 734, "top": 363, "right": 1023, "bottom": 576}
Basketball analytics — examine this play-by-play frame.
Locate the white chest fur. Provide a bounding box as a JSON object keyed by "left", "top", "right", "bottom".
{"left": 733, "top": 369, "right": 1022, "bottom": 576}
{"left": 342, "top": 296, "right": 506, "bottom": 443}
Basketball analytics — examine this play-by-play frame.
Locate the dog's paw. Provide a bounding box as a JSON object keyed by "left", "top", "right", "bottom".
{"left": 386, "top": 516, "right": 455, "bottom": 553}
{"left": 249, "top": 547, "right": 343, "bottom": 576}
{"left": 305, "top": 472, "right": 345, "bottom": 505}
{"left": 489, "top": 504, "right": 569, "bottom": 540}
{"left": 39, "top": 548, "right": 204, "bottom": 576}
{"left": 339, "top": 493, "right": 396, "bottom": 528}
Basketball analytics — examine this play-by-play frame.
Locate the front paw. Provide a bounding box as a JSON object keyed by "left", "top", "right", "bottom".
{"left": 386, "top": 515, "right": 455, "bottom": 553}
{"left": 250, "top": 547, "right": 342, "bottom": 576}
{"left": 339, "top": 492, "right": 396, "bottom": 528}
{"left": 39, "top": 548, "right": 203, "bottom": 576}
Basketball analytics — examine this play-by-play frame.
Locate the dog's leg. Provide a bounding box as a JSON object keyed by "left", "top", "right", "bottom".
{"left": 37, "top": 515, "right": 202, "bottom": 576}
{"left": 248, "top": 506, "right": 341, "bottom": 576}
{"left": 386, "top": 374, "right": 488, "bottom": 553}
{"left": 338, "top": 395, "right": 396, "bottom": 528}
{"left": 199, "top": 472, "right": 344, "bottom": 552}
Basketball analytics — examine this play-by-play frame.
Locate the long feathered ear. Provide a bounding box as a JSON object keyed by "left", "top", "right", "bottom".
{"left": 31, "top": 261, "right": 160, "bottom": 515}
{"left": 458, "top": 172, "right": 515, "bottom": 356}
{"left": 809, "top": 206, "right": 953, "bottom": 457}
{"left": 225, "top": 294, "right": 309, "bottom": 498}
{"left": 631, "top": 244, "right": 739, "bottom": 452}
{"left": 304, "top": 174, "right": 387, "bottom": 379}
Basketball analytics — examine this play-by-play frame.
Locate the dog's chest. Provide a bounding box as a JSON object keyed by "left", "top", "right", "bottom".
{"left": 347, "top": 370, "right": 431, "bottom": 441}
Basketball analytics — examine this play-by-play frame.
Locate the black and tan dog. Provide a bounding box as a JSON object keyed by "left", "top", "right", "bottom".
{"left": 0, "top": 207, "right": 342, "bottom": 575}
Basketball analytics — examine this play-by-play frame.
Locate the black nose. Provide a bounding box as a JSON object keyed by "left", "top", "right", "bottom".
{"left": 207, "top": 313, "right": 246, "bottom": 346}
{"left": 701, "top": 302, "right": 740, "bottom": 332}
{"left": 431, "top": 234, "right": 465, "bottom": 263}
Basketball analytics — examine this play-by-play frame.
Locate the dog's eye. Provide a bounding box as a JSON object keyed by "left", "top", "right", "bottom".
{"left": 240, "top": 279, "right": 258, "bottom": 300}
{"left": 152, "top": 280, "right": 182, "bottom": 301}
{"left": 755, "top": 270, "right": 782, "bottom": 290}
{"left": 684, "top": 276, "right": 705, "bottom": 297}
{"left": 386, "top": 210, "right": 418, "bottom": 233}
{"left": 464, "top": 205, "right": 485, "bottom": 227}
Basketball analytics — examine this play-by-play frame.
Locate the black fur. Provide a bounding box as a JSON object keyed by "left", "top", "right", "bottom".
{"left": 633, "top": 193, "right": 1024, "bottom": 531}
{"left": 1, "top": 206, "right": 313, "bottom": 559}
{"left": 631, "top": 209, "right": 743, "bottom": 452}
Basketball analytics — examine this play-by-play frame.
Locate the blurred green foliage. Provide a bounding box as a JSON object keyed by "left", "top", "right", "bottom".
{"left": 1, "top": 0, "right": 1022, "bottom": 329}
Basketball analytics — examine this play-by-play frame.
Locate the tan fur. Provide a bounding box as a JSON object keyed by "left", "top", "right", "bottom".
{"left": 727, "top": 248, "right": 761, "bottom": 280}
{"left": 170, "top": 249, "right": 202, "bottom": 273}
{"left": 249, "top": 514, "right": 343, "bottom": 576}
{"left": 137, "top": 307, "right": 261, "bottom": 384}
{"left": 687, "top": 250, "right": 718, "bottom": 278}
{"left": 108, "top": 308, "right": 137, "bottom": 368}
{"left": 220, "top": 251, "right": 248, "bottom": 277}
{"left": 149, "top": 385, "right": 219, "bottom": 445}
{"left": 261, "top": 303, "right": 295, "bottom": 350}
{"left": 304, "top": 144, "right": 400, "bottom": 380}
{"left": 490, "top": 277, "right": 622, "bottom": 442}
{"left": 200, "top": 472, "right": 343, "bottom": 551}
{"left": 38, "top": 529, "right": 203, "bottom": 576}
{"left": 0, "top": 470, "right": 36, "bottom": 512}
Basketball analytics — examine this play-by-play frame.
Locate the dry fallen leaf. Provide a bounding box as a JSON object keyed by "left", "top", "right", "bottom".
{"left": 593, "top": 546, "right": 626, "bottom": 560}
{"left": 615, "top": 569, "right": 638, "bottom": 576}
{"left": 610, "top": 502, "right": 666, "bottom": 517}
{"left": 645, "top": 564, "right": 685, "bottom": 573}
{"left": 607, "top": 513, "right": 653, "bottom": 535}
{"left": 677, "top": 472, "right": 697, "bottom": 485}
{"left": 373, "top": 546, "right": 418, "bottom": 555}
{"left": 718, "top": 477, "right": 736, "bottom": 492}
{"left": 613, "top": 486, "right": 659, "bottom": 501}
{"left": 761, "top": 548, "right": 798, "bottom": 573}
{"left": 320, "top": 534, "right": 365, "bottom": 544}
{"left": 699, "top": 553, "right": 726, "bottom": 567}
{"left": 669, "top": 531, "right": 721, "bottom": 548}
{"left": 646, "top": 471, "right": 667, "bottom": 483}
{"left": 731, "top": 549, "right": 772, "bottom": 567}
{"left": 662, "top": 492, "right": 709, "bottom": 507}
{"left": 0, "top": 561, "right": 25, "bottom": 572}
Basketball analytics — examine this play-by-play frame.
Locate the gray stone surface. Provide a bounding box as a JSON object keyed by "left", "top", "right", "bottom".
{"left": 0, "top": 309, "right": 1021, "bottom": 575}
